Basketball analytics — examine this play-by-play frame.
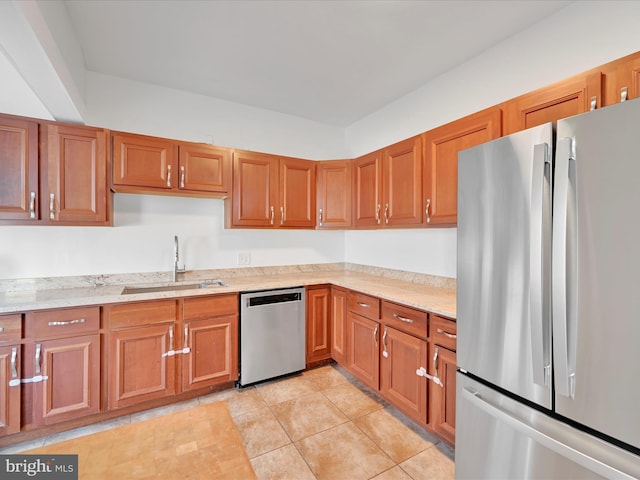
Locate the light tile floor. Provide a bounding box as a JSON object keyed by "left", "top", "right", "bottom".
{"left": 2, "top": 364, "right": 455, "bottom": 480}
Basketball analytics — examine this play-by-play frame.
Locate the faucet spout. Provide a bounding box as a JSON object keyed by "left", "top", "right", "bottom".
{"left": 172, "top": 235, "right": 186, "bottom": 282}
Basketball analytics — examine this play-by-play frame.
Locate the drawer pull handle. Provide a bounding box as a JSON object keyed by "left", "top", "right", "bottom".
{"left": 393, "top": 313, "right": 414, "bottom": 324}
{"left": 48, "top": 318, "right": 86, "bottom": 327}
{"left": 437, "top": 328, "right": 456, "bottom": 339}
{"left": 357, "top": 302, "right": 370, "bottom": 308}
{"left": 10, "top": 347, "right": 18, "bottom": 379}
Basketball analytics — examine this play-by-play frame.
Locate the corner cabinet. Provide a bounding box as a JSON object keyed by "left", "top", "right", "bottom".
{"left": 316, "top": 160, "right": 352, "bottom": 229}
{"left": 227, "top": 150, "right": 316, "bottom": 228}
{"left": 306, "top": 286, "right": 332, "bottom": 365}
{"left": 422, "top": 106, "right": 502, "bottom": 226}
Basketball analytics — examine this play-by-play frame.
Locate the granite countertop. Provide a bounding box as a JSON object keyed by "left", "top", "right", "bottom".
{"left": 0, "top": 264, "right": 456, "bottom": 319}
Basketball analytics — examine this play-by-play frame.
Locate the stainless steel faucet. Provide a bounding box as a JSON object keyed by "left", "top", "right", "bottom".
{"left": 172, "top": 235, "right": 186, "bottom": 282}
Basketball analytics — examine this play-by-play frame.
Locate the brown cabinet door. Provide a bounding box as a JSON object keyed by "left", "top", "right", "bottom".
{"left": 230, "top": 150, "right": 279, "bottom": 227}
{"left": 0, "top": 345, "right": 20, "bottom": 436}
{"left": 46, "top": 124, "right": 108, "bottom": 224}
{"left": 613, "top": 55, "right": 640, "bottom": 105}
{"left": 423, "top": 106, "right": 502, "bottom": 226}
{"left": 306, "top": 287, "right": 331, "bottom": 364}
{"left": 32, "top": 334, "right": 100, "bottom": 427}
{"left": 383, "top": 136, "right": 423, "bottom": 227}
{"left": 380, "top": 326, "right": 427, "bottom": 425}
{"left": 0, "top": 116, "right": 39, "bottom": 221}
{"left": 112, "top": 133, "right": 177, "bottom": 189}
{"left": 353, "top": 151, "right": 383, "bottom": 228}
{"left": 280, "top": 157, "right": 316, "bottom": 228}
{"left": 316, "top": 160, "right": 352, "bottom": 229}
{"left": 109, "top": 323, "right": 176, "bottom": 409}
{"left": 346, "top": 312, "right": 379, "bottom": 390}
{"left": 502, "top": 72, "right": 603, "bottom": 135}
{"left": 430, "top": 345, "right": 456, "bottom": 445}
{"left": 182, "top": 314, "right": 238, "bottom": 391}
{"left": 178, "top": 143, "right": 231, "bottom": 194}
{"left": 330, "top": 287, "right": 348, "bottom": 367}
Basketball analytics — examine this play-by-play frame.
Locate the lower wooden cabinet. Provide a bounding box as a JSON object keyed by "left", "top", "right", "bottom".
{"left": 346, "top": 311, "right": 380, "bottom": 390}
{"left": 430, "top": 345, "right": 456, "bottom": 445}
{"left": 0, "top": 344, "right": 21, "bottom": 436}
{"left": 330, "top": 287, "right": 348, "bottom": 366}
{"left": 306, "top": 286, "right": 332, "bottom": 364}
{"left": 380, "top": 326, "right": 428, "bottom": 425}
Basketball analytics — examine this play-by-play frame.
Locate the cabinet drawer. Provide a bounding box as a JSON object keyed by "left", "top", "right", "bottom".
{"left": 107, "top": 300, "right": 177, "bottom": 329}
{"left": 348, "top": 291, "right": 380, "bottom": 320}
{"left": 431, "top": 315, "right": 457, "bottom": 351}
{"left": 27, "top": 307, "right": 100, "bottom": 339}
{"left": 183, "top": 294, "right": 238, "bottom": 320}
{"left": 381, "top": 301, "right": 427, "bottom": 340}
{"left": 0, "top": 314, "right": 21, "bottom": 342}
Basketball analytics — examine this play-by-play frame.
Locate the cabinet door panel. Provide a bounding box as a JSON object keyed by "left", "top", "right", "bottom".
{"left": 306, "top": 287, "right": 331, "bottom": 364}
{"left": 354, "top": 151, "right": 382, "bottom": 228}
{"left": 0, "top": 345, "right": 20, "bottom": 436}
{"left": 182, "top": 314, "right": 238, "bottom": 391}
{"left": 430, "top": 345, "right": 456, "bottom": 445}
{"left": 46, "top": 124, "right": 108, "bottom": 224}
{"left": 347, "top": 312, "right": 379, "bottom": 389}
{"left": 179, "top": 144, "right": 231, "bottom": 194}
{"left": 231, "top": 150, "right": 278, "bottom": 227}
{"left": 383, "top": 136, "right": 422, "bottom": 226}
{"left": 331, "top": 287, "right": 348, "bottom": 366}
{"left": 0, "top": 116, "right": 39, "bottom": 220}
{"left": 33, "top": 334, "right": 100, "bottom": 426}
{"left": 280, "top": 157, "right": 315, "bottom": 227}
{"left": 316, "top": 160, "right": 352, "bottom": 229}
{"left": 112, "top": 133, "right": 176, "bottom": 189}
{"left": 109, "top": 324, "right": 175, "bottom": 409}
{"left": 381, "top": 327, "right": 427, "bottom": 424}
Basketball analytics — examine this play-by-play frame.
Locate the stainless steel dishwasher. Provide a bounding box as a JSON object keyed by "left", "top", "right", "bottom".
{"left": 239, "top": 287, "right": 305, "bottom": 387}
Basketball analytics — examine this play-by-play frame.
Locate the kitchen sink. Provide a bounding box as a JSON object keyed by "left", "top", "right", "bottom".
{"left": 121, "top": 279, "right": 226, "bottom": 295}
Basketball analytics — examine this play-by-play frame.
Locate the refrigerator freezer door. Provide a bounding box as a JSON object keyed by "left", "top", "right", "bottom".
{"left": 553, "top": 98, "right": 640, "bottom": 450}
{"left": 457, "top": 123, "right": 553, "bottom": 409}
{"left": 456, "top": 374, "right": 640, "bottom": 479}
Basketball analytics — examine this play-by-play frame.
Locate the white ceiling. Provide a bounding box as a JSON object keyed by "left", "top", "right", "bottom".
{"left": 61, "top": 1, "right": 571, "bottom": 126}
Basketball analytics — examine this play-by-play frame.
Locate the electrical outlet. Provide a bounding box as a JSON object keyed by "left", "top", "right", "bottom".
{"left": 237, "top": 252, "right": 251, "bottom": 266}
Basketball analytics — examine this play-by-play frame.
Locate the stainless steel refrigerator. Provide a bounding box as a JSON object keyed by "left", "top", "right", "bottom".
{"left": 456, "top": 98, "right": 640, "bottom": 478}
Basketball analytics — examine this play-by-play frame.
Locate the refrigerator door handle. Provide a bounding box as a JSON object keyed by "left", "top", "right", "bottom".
{"left": 552, "top": 137, "right": 578, "bottom": 399}
{"left": 461, "top": 387, "right": 637, "bottom": 479}
{"left": 530, "top": 142, "right": 552, "bottom": 388}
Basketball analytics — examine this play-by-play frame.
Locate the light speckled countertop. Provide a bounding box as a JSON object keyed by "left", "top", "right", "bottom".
{"left": 0, "top": 264, "right": 456, "bottom": 319}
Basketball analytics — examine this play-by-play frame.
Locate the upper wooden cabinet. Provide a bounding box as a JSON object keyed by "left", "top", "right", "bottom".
{"left": 227, "top": 150, "right": 316, "bottom": 228}
{"left": 112, "top": 132, "right": 231, "bottom": 198}
{"left": 0, "top": 114, "right": 110, "bottom": 226}
{"left": 316, "top": 160, "right": 352, "bottom": 229}
{"left": 502, "top": 72, "right": 603, "bottom": 135}
{"left": 600, "top": 51, "right": 640, "bottom": 107}
{"left": 422, "top": 107, "right": 502, "bottom": 227}
{"left": 353, "top": 135, "right": 422, "bottom": 229}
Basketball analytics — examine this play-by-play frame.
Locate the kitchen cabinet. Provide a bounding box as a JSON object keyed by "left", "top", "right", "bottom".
{"left": 0, "top": 314, "right": 21, "bottom": 437}
{"left": 112, "top": 132, "right": 231, "bottom": 198}
{"left": 429, "top": 314, "right": 457, "bottom": 445}
{"left": 601, "top": 51, "right": 640, "bottom": 106}
{"left": 502, "top": 72, "right": 603, "bottom": 135}
{"left": 353, "top": 136, "right": 422, "bottom": 229}
{"left": 306, "top": 286, "right": 332, "bottom": 365}
{"left": 181, "top": 295, "right": 238, "bottom": 391}
{"left": 380, "top": 300, "right": 429, "bottom": 425}
{"left": 0, "top": 114, "right": 110, "bottom": 226}
{"left": 330, "top": 286, "right": 348, "bottom": 367}
{"left": 346, "top": 291, "right": 380, "bottom": 389}
{"left": 316, "top": 160, "right": 352, "bottom": 229}
{"left": 24, "top": 307, "right": 101, "bottom": 427}
{"left": 228, "top": 150, "right": 316, "bottom": 228}
{"left": 422, "top": 106, "right": 501, "bottom": 226}
{"left": 106, "top": 300, "right": 177, "bottom": 409}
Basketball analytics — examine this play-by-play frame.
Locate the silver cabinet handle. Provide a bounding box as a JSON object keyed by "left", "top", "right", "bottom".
{"left": 436, "top": 328, "right": 456, "bottom": 339}
{"left": 433, "top": 346, "right": 439, "bottom": 379}
{"left": 621, "top": 86, "right": 628, "bottom": 102}
{"left": 169, "top": 325, "right": 174, "bottom": 352}
{"left": 373, "top": 324, "right": 378, "bottom": 346}
{"left": 425, "top": 198, "right": 431, "bottom": 223}
{"left": 29, "top": 191, "right": 37, "bottom": 219}
{"left": 357, "top": 301, "right": 370, "bottom": 308}
{"left": 280, "top": 206, "right": 285, "bottom": 225}
{"left": 382, "top": 326, "right": 388, "bottom": 357}
{"left": 589, "top": 96, "right": 597, "bottom": 111}
{"left": 384, "top": 203, "right": 389, "bottom": 224}
{"left": 0, "top": 327, "right": 4, "bottom": 332}
{"left": 270, "top": 206, "right": 274, "bottom": 225}
{"left": 183, "top": 324, "right": 189, "bottom": 351}
{"left": 393, "top": 313, "right": 414, "bottom": 324}
{"left": 35, "top": 343, "right": 42, "bottom": 375}
{"left": 167, "top": 164, "right": 172, "bottom": 187}
{"left": 375, "top": 204, "right": 381, "bottom": 224}
{"left": 318, "top": 208, "right": 323, "bottom": 226}
{"left": 180, "top": 165, "right": 185, "bottom": 188}
{"left": 10, "top": 347, "right": 18, "bottom": 379}
{"left": 49, "top": 193, "right": 55, "bottom": 220}
{"left": 48, "top": 318, "right": 86, "bottom": 327}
